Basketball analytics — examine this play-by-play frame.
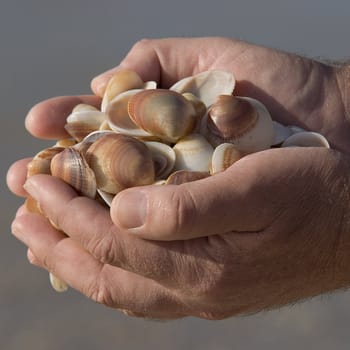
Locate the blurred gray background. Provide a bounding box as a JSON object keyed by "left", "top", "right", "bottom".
{"left": 1, "top": 0, "right": 350, "bottom": 349}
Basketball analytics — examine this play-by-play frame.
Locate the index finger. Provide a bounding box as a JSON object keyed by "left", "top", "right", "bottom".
{"left": 25, "top": 95, "right": 101, "bottom": 139}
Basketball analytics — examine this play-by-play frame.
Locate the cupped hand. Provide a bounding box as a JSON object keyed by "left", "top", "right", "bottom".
{"left": 8, "top": 37, "right": 350, "bottom": 319}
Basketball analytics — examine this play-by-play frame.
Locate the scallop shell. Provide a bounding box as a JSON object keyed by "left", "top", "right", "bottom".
{"left": 173, "top": 134, "right": 214, "bottom": 172}
{"left": 170, "top": 70, "right": 235, "bottom": 107}
{"left": 128, "top": 89, "right": 197, "bottom": 143}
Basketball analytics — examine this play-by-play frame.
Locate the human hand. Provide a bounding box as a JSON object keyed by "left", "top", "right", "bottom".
{"left": 8, "top": 37, "right": 350, "bottom": 319}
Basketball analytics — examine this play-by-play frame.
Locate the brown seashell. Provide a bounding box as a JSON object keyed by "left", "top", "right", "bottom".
{"left": 166, "top": 170, "right": 210, "bottom": 185}
{"left": 65, "top": 110, "right": 106, "bottom": 142}
{"left": 101, "top": 70, "right": 144, "bottom": 111}
{"left": 27, "top": 147, "right": 65, "bottom": 178}
{"left": 85, "top": 133, "right": 155, "bottom": 194}
{"left": 50, "top": 147, "right": 97, "bottom": 199}
{"left": 210, "top": 143, "right": 242, "bottom": 174}
{"left": 128, "top": 89, "right": 197, "bottom": 143}
{"left": 204, "top": 95, "right": 274, "bottom": 153}
{"left": 54, "top": 139, "right": 77, "bottom": 148}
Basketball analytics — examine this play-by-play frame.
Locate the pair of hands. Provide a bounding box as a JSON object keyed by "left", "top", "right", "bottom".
{"left": 8, "top": 37, "right": 350, "bottom": 320}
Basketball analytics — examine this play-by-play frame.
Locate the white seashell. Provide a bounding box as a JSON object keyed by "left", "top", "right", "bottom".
{"left": 143, "top": 81, "right": 157, "bottom": 89}
{"left": 106, "top": 89, "right": 152, "bottom": 138}
{"left": 97, "top": 189, "right": 115, "bottom": 207}
{"left": 288, "top": 125, "right": 306, "bottom": 134}
{"left": 145, "top": 141, "right": 176, "bottom": 179}
{"left": 203, "top": 95, "right": 274, "bottom": 153}
{"left": 173, "top": 134, "right": 214, "bottom": 172}
{"left": 65, "top": 110, "right": 107, "bottom": 142}
{"left": 49, "top": 273, "right": 68, "bottom": 293}
{"left": 72, "top": 103, "right": 99, "bottom": 113}
{"left": 170, "top": 70, "right": 235, "bottom": 107}
{"left": 281, "top": 131, "right": 330, "bottom": 148}
{"left": 271, "top": 121, "right": 293, "bottom": 146}
{"left": 210, "top": 143, "right": 242, "bottom": 174}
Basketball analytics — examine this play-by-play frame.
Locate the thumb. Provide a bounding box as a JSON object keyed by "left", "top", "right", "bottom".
{"left": 110, "top": 159, "right": 272, "bottom": 240}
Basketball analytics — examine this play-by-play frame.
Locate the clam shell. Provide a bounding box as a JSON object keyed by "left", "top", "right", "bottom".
{"left": 101, "top": 69, "right": 145, "bottom": 112}
{"left": 170, "top": 70, "right": 235, "bottom": 107}
{"left": 271, "top": 121, "right": 293, "bottom": 146}
{"left": 166, "top": 170, "right": 210, "bottom": 185}
{"left": 210, "top": 143, "right": 242, "bottom": 174}
{"left": 281, "top": 131, "right": 330, "bottom": 148}
{"left": 204, "top": 95, "right": 274, "bottom": 153}
{"left": 106, "top": 89, "right": 151, "bottom": 138}
{"left": 50, "top": 147, "right": 97, "bottom": 199}
{"left": 65, "top": 110, "right": 107, "bottom": 142}
{"left": 173, "top": 134, "right": 214, "bottom": 172}
{"left": 72, "top": 103, "right": 99, "bottom": 112}
{"left": 128, "top": 89, "right": 197, "bottom": 143}
{"left": 145, "top": 141, "right": 176, "bottom": 180}
{"left": 27, "top": 147, "right": 65, "bottom": 177}
{"left": 97, "top": 189, "right": 115, "bottom": 207}
{"left": 85, "top": 133, "right": 155, "bottom": 194}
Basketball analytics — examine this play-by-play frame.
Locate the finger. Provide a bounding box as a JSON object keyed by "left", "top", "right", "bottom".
{"left": 7, "top": 158, "right": 32, "bottom": 197}
{"left": 23, "top": 174, "right": 189, "bottom": 282}
{"left": 25, "top": 95, "right": 101, "bottom": 139}
{"left": 110, "top": 147, "right": 327, "bottom": 240}
{"left": 11, "top": 213, "right": 186, "bottom": 318}
{"left": 91, "top": 37, "right": 238, "bottom": 96}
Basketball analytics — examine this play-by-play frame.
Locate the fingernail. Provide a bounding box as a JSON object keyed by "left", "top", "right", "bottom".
{"left": 113, "top": 191, "right": 147, "bottom": 229}
{"left": 11, "top": 219, "right": 28, "bottom": 244}
{"left": 27, "top": 249, "right": 36, "bottom": 264}
{"left": 23, "top": 178, "right": 39, "bottom": 200}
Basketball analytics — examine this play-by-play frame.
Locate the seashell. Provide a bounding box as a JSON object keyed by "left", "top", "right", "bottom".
{"left": 54, "top": 139, "right": 77, "bottom": 148}
{"left": 182, "top": 92, "right": 207, "bottom": 120}
{"left": 203, "top": 95, "right": 274, "bottom": 153}
{"left": 271, "top": 121, "right": 293, "bottom": 146}
{"left": 99, "top": 120, "right": 112, "bottom": 131}
{"left": 65, "top": 110, "right": 107, "bottom": 142}
{"left": 128, "top": 89, "right": 197, "bottom": 143}
{"left": 170, "top": 70, "right": 235, "bottom": 107}
{"left": 97, "top": 189, "right": 115, "bottom": 207}
{"left": 85, "top": 133, "right": 155, "bottom": 194}
{"left": 166, "top": 170, "right": 210, "bottom": 185}
{"left": 106, "top": 89, "right": 151, "bottom": 138}
{"left": 145, "top": 141, "right": 176, "bottom": 180}
{"left": 49, "top": 273, "right": 68, "bottom": 293}
{"left": 101, "top": 69, "right": 145, "bottom": 112}
{"left": 173, "top": 134, "right": 214, "bottom": 172}
{"left": 27, "top": 147, "right": 65, "bottom": 178}
{"left": 72, "top": 103, "right": 99, "bottom": 112}
{"left": 281, "top": 131, "right": 330, "bottom": 148}
{"left": 288, "top": 125, "right": 306, "bottom": 134}
{"left": 50, "top": 147, "right": 97, "bottom": 199}
{"left": 210, "top": 143, "right": 242, "bottom": 174}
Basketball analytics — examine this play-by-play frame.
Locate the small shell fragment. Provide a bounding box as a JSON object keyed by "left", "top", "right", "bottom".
{"left": 49, "top": 273, "right": 68, "bottom": 293}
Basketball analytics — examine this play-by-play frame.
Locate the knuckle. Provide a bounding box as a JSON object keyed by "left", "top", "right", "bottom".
{"left": 85, "top": 280, "right": 112, "bottom": 306}
{"left": 132, "top": 38, "right": 153, "bottom": 51}
{"left": 163, "top": 188, "right": 197, "bottom": 238}
{"left": 88, "top": 229, "right": 123, "bottom": 265}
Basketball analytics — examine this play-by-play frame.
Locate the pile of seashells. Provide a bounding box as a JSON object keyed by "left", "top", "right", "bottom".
{"left": 25, "top": 69, "right": 330, "bottom": 291}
